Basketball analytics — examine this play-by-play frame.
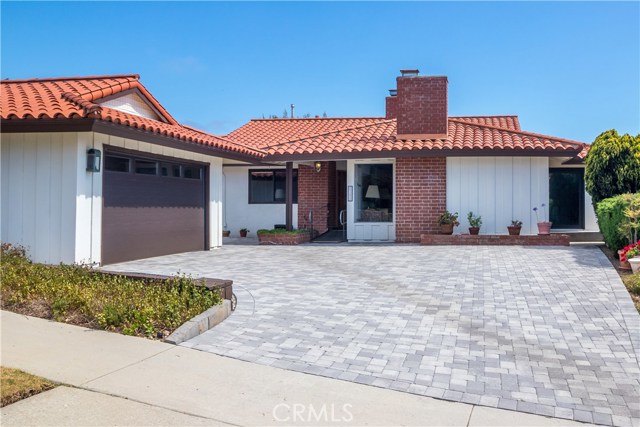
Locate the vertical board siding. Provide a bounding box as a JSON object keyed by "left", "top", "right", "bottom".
{"left": 447, "top": 157, "right": 549, "bottom": 235}
{"left": 0, "top": 132, "right": 78, "bottom": 263}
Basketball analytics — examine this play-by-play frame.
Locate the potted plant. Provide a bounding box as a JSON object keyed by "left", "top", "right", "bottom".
{"left": 621, "top": 241, "right": 640, "bottom": 272}
{"left": 508, "top": 220, "right": 523, "bottom": 236}
{"left": 467, "top": 212, "right": 482, "bottom": 235}
{"left": 222, "top": 228, "right": 231, "bottom": 238}
{"left": 533, "top": 204, "right": 552, "bottom": 235}
{"left": 239, "top": 228, "right": 249, "bottom": 238}
{"left": 437, "top": 211, "right": 459, "bottom": 235}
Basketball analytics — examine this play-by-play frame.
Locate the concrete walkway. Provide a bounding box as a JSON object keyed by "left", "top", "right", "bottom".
{"left": 1, "top": 310, "right": 584, "bottom": 426}
{"left": 105, "top": 245, "right": 640, "bottom": 427}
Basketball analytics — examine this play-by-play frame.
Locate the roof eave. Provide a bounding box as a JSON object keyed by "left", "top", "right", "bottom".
{"left": 0, "top": 118, "right": 263, "bottom": 162}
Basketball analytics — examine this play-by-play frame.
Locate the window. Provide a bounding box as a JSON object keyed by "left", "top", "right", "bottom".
{"left": 355, "top": 163, "right": 393, "bottom": 222}
{"left": 249, "top": 169, "right": 298, "bottom": 204}
{"left": 135, "top": 159, "right": 158, "bottom": 175}
{"left": 183, "top": 165, "right": 202, "bottom": 180}
{"left": 160, "top": 163, "right": 181, "bottom": 178}
{"left": 105, "top": 156, "right": 130, "bottom": 172}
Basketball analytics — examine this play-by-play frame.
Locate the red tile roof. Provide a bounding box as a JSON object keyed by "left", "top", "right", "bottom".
{"left": 229, "top": 116, "right": 583, "bottom": 159}
{"left": 1, "top": 75, "right": 265, "bottom": 158}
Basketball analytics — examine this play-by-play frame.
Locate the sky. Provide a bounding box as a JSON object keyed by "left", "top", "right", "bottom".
{"left": 2, "top": 1, "right": 638, "bottom": 143}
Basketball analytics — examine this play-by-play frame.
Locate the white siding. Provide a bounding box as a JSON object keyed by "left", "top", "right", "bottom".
{"left": 1, "top": 132, "right": 79, "bottom": 263}
{"left": 98, "top": 92, "right": 160, "bottom": 121}
{"left": 223, "top": 166, "right": 298, "bottom": 236}
{"left": 447, "top": 157, "right": 549, "bottom": 235}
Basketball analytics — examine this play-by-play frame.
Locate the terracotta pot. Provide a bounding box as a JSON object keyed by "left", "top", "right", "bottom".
{"left": 469, "top": 227, "right": 480, "bottom": 235}
{"left": 239, "top": 230, "right": 248, "bottom": 238}
{"left": 222, "top": 230, "right": 231, "bottom": 237}
{"left": 537, "top": 222, "right": 552, "bottom": 235}
{"left": 440, "top": 223, "right": 454, "bottom": 235}
{"left": 507, "top": 226, "right": 522, "bottom": 236}
{"left": 618, "top": 249, "right": 632, "bottom": 270}
{"left": 629, "top": 257, "right": 640, "bottom": 273}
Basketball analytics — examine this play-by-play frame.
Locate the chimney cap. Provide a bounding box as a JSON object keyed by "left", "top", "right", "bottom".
{"left": 388, "top": 89, "right": 397, "bottom": 96}
{"left": 400, "top": 69, "right": 420, "bottom": 76}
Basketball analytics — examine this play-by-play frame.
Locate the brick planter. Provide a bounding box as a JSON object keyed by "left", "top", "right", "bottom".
{"left": 258, "top": 231, "right": 313, "bottom": 245}
{"left": 420, "top": 234, "right": 570, "bottom": 246}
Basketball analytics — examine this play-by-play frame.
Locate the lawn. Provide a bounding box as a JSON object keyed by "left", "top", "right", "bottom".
{"left": 1, "top": 367, "right": 56, "bottom": 407}
{"left": 0, "top": 244, "right": 222, "bottom": 338}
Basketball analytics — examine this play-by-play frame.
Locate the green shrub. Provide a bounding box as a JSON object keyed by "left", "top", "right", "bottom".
{"left": 596, "top": 194, "right": 640, "bottom": 252}
{"left": 623, "top": 273, "right": 640, "bottom": 295}
{"left": 0, "top": 244, "right": 221, "bottom": 338}
{"left": 585, "top": 130, "right": 640, "bottom": 204}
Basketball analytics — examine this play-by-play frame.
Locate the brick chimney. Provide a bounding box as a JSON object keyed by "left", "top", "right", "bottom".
{"left": 386, "top": 69, "right": 448, "bottom": 139}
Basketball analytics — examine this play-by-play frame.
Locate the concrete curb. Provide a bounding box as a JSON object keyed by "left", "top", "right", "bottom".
{"left": 164, "top": 300, "right": 231, "bottom": 345}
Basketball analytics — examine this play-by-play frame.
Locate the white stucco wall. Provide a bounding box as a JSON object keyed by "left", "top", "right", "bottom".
{"left": 446, "top": 157, "right": 550, "bottom": 235}
{"left": 223, "top": 166, "right": 298, "bottom": 236}
{"left": 1, "top": 131, "right": 225, "bottom": 265}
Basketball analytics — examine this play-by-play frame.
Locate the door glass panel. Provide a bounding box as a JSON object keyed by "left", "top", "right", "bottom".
{"left": 549, "top": 169, "right": 584, "bottom": 228}
{"left": 355, "top": 163, "right": 393, "bottom": 222}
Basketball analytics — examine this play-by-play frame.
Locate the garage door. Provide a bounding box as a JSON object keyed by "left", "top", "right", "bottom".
{"left": 102, "top": 148, "right": 207, "bottom": 265}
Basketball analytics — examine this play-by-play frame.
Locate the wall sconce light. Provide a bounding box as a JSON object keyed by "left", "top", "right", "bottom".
{"left": 314, "top": 161, "right": 322, "bottom": 173}
{"left": 86, "top": 148, "right": 101, "bottom": 172}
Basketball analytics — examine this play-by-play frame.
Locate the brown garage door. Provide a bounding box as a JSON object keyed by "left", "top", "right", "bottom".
{"left": 102, "top": 148, "right": 207, "bottom": 265}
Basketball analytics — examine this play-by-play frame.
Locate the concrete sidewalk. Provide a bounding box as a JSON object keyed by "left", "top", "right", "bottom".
{"left": 1, "top": 311, "right": 584, "bottom": 426}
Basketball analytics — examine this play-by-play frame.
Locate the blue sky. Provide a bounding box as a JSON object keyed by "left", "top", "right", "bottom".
{"left": 2, "top": 1, "right": 638, "bottom": 142}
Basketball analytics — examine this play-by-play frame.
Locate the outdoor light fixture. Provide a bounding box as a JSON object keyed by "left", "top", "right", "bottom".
{"left": 314, "top": 161, "right": 322, "bottom": 173}
{"left": 86, "top": 148, "right": 101, "bottom": 172}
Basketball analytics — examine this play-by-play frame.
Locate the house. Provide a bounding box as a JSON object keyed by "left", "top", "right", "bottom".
{"left": 0, "top": 75, "right": 262, "bottom": 265}
{"left": 1, "top": 70, "right": 596, "bottom": 266}
{"left": 223, "top": 70, "right": 596, "bottom": 242}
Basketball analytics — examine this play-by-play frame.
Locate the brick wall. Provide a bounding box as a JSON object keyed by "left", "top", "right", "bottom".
{"left": 396, "top": 76, "right": 448, "bottom": 136}
{"left": 385, "top": 96, "right": 397, "bottom": 119}
{"left": 297, "top": 161, "right": 336, "bottom": 234}
{"left": 395, "top": 157, "right": 447, "bottom": 243}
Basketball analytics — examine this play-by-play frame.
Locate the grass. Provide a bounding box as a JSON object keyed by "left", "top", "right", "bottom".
{"left": 0, "top": 244, "right": 222, "bottom": 338}
{"left": 1, "top": 367, "right": 56, "bottom": 407}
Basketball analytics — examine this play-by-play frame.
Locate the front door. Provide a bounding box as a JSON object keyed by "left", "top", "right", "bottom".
{"left": 549, "top": 168, "right": 585, "bottom": 229}
{"left": 346, "top": 159, "right": 396, "bottom": 241}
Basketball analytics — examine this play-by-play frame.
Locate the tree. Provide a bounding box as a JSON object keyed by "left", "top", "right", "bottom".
{"left": 585, "top": 129, "right": 640, "bottom": 204}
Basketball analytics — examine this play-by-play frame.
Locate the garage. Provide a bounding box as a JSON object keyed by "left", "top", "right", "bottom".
{"left": 102, "top": 147, "right": 207, "bottom": 265}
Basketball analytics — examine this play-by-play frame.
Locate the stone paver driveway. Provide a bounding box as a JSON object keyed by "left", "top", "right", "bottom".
{"left": 106, "top": 245, "right": 640, "bottom": 426}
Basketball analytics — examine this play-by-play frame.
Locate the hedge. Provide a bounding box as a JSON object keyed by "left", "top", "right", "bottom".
{"left": 596, "top": 193, "right": 640, "bottom": 253}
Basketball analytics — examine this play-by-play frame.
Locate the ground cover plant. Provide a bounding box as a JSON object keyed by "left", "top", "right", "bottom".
{"left": 0, "top": 367, "right": 56, "bottom": 407}
{"left": 0, "top": 244, "right": 221, "bottom": 338}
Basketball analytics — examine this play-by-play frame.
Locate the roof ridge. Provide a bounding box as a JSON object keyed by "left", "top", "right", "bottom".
{"left": 251, "top": 116, "right": 387, "bottom": 122}
{"left": 262, "top": 119, "right": 395, "bottom": 149}
{"left": 1, "top": 74, "right": 140, "bottom": 84}
{"left": 450, "top": 115, "right": 518, "bottom": 119}
{"left": 448, "top": 118, "right": 584, "bottom": 147}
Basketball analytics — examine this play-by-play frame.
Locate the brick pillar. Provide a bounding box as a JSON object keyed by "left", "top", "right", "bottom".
{"left": 297, "top": 161, "right": 336, "bottom": 234}
{"left": 395, "top": 157, "right": 446, "bottom": 243}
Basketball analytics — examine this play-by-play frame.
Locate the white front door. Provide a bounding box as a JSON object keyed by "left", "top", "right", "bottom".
{"left": 346, "top": 159, "right": 396, "bottom": 242}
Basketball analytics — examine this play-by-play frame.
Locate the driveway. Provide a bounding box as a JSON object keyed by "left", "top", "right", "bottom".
{"left": 106, "top": 245, "right": 640, "bottom": 426}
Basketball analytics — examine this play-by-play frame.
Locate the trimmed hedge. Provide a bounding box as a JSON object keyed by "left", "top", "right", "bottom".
{"left": 596, "top": 193, "right": 640, "bottom": 253}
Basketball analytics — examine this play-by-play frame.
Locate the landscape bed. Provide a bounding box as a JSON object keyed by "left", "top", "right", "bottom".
{"left": 0, "top": 244, "right": 222, "bottom": 338}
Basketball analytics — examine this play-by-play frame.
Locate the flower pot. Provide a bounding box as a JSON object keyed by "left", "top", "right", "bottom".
{"left": 507, "top": 226, "right": 522, "bottom": 236}
{"left": 222, "top": 230, "right": 231, "bottom": 237}
{"left": 440, "top": 223, "right": 454, "bottom": 235}
{"left": 239, "top": 230, "right": 248, "bottom": 238}
{"left": 469, "top": 227, "right": 480, "bottom": 235}
{"left": 618, "top": 249, "right": 632, "bottom": 270}
{"left": 629, "top": 257, "right": 640, "bottom": 273}
{"left": 537, "top": 222, "right": 552, "bottom": 235}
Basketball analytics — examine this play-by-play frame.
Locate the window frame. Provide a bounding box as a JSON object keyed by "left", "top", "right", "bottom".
{"left": 248, "top": 169, "right": 298, "bottom": 204}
